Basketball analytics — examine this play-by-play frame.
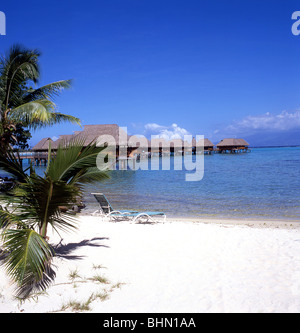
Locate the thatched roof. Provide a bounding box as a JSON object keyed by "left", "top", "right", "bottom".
{"left": 33, "top": 125, "right": 132, "bottom": 151}
{"left": 216, "top": 138, "right": 249, "bottom": 147}
{"left": 192, "top": 138, "right": 214, "bottom": 148}
{"left": 32, "top": 138, "right": 53, "bottom": 151}
{"left": 51, "top": 135, "right": 75, "bottom": 149}
{"left": 33, "top": 125, "right": 221, "bottom": 152}
{"left": 74, "top": 124, "right": 129, "bottom": 147}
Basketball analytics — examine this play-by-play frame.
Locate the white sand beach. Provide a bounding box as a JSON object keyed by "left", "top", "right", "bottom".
{"left": 1, "top": 215, "right": 300, "bottom": 313}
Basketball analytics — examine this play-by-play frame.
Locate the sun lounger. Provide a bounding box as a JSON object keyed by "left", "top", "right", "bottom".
{"left": 91, "top": 192, "right": 166, "bottom": 223}
{"left": 92, "top": 192, "right": 138, "bottom": 215}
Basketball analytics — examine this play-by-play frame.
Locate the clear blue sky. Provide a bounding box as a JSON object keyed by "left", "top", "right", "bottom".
{"left": 1, "top": 0, "right": 300, "bottom": 146}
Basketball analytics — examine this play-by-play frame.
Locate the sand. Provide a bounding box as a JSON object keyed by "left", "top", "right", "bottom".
{"left": 0, "top": 215, "right": 300, "bottom": 313}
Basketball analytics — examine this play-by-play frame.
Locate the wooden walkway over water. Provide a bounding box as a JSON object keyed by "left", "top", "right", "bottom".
{"left": 17, "top": 146, "right": 250, "bottom": 166}
{"left": 18, "top": 152, "right": 52, "bottom": 166}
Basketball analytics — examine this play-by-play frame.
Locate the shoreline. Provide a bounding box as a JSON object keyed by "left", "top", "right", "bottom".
{"left": 81, "top": 212, "right": 300, "bottom": 229}
{"left": 80, "top": 211, "right": 300, "bottom": 229}
{"left": 1, "top": 214, "right": 300, "bottom": 313}
{"left": 163, "top": 216, "right": 300, "bottom": 229}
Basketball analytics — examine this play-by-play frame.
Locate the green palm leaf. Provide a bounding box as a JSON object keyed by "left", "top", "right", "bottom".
{"left": 46, "top": 138, "right": 109, "bottom": 184}
{"left": 71, "top": 167, "right": 110, "bottom": 184}
{"left": 2, "top": 228, "right": 54, "bottom": 296}
{"left": 0, "top": 44, "right": 40, "bottom": 109}
{"left": 0, "top": 131, "right": 109, "bottom": 298}
{"left": 0, "top": 205, "right": 25, "bottom": 229}
{"left": 0, "top": 147, "right": 28, "bottom": 182}
{"left": 23, "top": 80, "right": 72, "bottom": 102}
{"left": 0, "top": 44, "right": 81, "bottom": 148}
{"left": 10, "top": 99, "right": 80, "bottom": 129}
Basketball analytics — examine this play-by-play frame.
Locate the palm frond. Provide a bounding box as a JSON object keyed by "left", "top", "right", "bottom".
{"left": 0, "top": 44, "right": 80, "bottom": 149}
{"left": 23, "top": 80, "right": 72, "bottom": 102}
{"left": 9, "top": 99, "right": 55, "bottom": 120}
{"left": 71, "top": 167, "right": 110, "bottom": 185}
{"left": 42, "top": 111, "right": 81, "bottom": 127}
{"left": 0, "top": 205, "right": 25, "bottom": 229}
{"left": 16, "top": 174, "right": 79, "bottom": 233}
{"left": 47, "top": 212, "right": 79, "bottom": 235}
{"left": 0, "top": 44, "right": 40, "bottom": 109}
{"left": 9, "top": 99, "right": 80, "bottom": 129}
{"left": 0, "top": 140, "right": 109, "bottom": 298}
{"left": 2, "top": 228, "right": 54, "bottom": 296}
{"left": 46, "top": 138, "right": 108, "bottom": 184}
{"left": 0, "top": 147, "right": 27, "bottom": 182}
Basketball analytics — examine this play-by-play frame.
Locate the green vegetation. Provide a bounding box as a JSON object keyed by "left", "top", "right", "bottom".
{"left": 0, "top": 139, "right": 109, "bottom": 298}
{"left": 0, "top": 44, "right": 80, "bottom": 149}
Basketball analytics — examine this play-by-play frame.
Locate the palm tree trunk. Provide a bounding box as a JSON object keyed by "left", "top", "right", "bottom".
{"left": 0, "top": 111, "right": 13, "bottom": 150}
{"left": 0, "top": 132, "right": 11, "bottom": 151}
{"left": 40, "top": 182, "right": 53, "bottom": 238}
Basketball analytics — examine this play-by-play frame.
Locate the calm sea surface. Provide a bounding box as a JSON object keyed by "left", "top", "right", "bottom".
{"left": 20, "top": 147, "right": 300, "bottom": 221}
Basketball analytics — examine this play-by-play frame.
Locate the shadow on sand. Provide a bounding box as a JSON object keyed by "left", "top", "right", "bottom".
{"left": 52, "top": 237, "right": 110, "bottom": 260}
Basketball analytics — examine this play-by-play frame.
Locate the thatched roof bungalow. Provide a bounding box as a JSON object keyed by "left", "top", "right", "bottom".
{"left": 32, "top": 137, "right": 53, "bottom": 151}
{"left": 74, "top": 124, "right": 129, "bottom": 147}
{"left": 192, "top": 138, "right": 214, "bottom": 151}
{"left": 32, "top": 124, "right": 139, "bottom": 157}
{"left": 32, "top": 125, "right": 223, "bottom": 158}
{"left": 149, "top": 138, "right": 187, "bottom": 154}
{"left": 32, "top": 135, "right": 75, "bottom": 151}
{"left": 51, "top": 135, "right": 74, "bottom": 149}
{"left": 216, "top": 138, "right": 249, "bottom": 153}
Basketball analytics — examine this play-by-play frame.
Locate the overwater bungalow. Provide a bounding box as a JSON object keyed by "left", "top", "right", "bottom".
{"left": 216, "top": 138, "right": 250, "bottom": 153}
{"left": 192, "top": 138, "right": 214, "bottom": 154}
{"left": 33, "top": 125, "right": 248, "bottom": 166}
{"left": 32, "top": 137, "right": 52, "bottom": 151}
{"left": 32, "top": 124, "right": 140, "bottom": 165}
{"left": 149, "top": 138, "right": 185, "bottom": 156}
{"left": 30, "top": 137, "right": 53, "bottom": 165}
{"left": 33, "top": 125, "right": 132, "bottom": 152}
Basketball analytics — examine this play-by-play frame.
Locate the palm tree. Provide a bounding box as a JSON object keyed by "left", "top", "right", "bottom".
{"left": 0, "top": 138, "right": 109, "bottom": 297}
{"left": 0, "top": 44, "right": 80, "bottom": 149}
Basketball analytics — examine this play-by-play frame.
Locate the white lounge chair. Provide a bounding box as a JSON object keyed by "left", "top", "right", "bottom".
{"left": 91, "top": 192, "right": 166, "bottom": 223}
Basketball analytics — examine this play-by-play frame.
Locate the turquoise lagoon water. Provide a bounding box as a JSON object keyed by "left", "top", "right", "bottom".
{"left": 20, "top": 147, "right": 300, "bottom": 221}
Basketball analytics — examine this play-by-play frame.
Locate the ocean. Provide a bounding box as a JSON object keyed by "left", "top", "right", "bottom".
{"left": 82, "top": 146, "right": 300, "bottom": 221}
{"left": 9, "top": 146, "right": 300, "bottom": 221}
